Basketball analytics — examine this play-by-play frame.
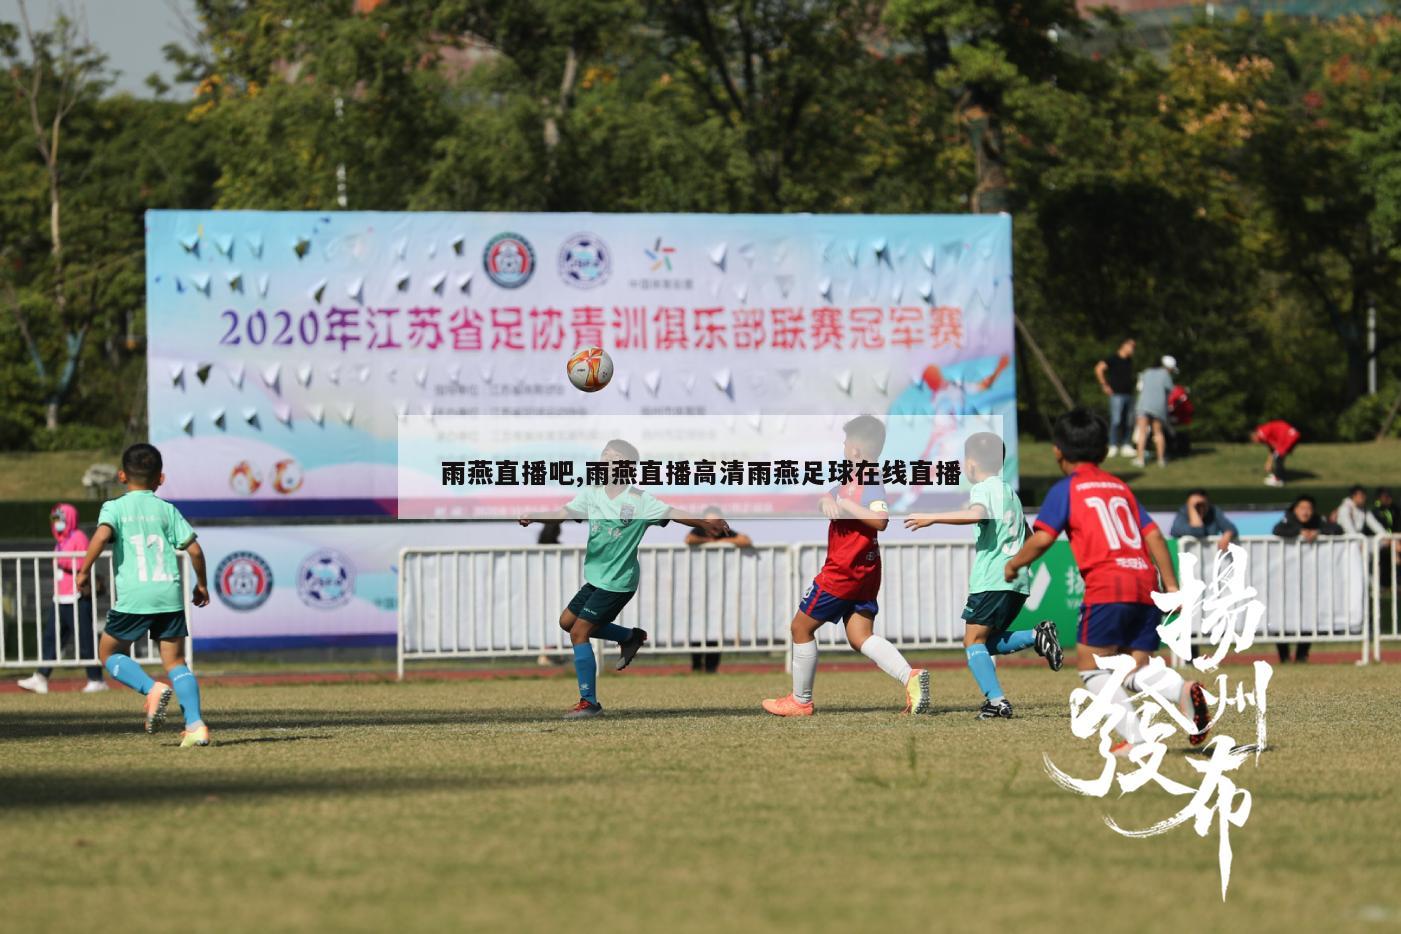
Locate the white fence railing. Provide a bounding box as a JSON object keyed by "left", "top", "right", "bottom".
{"left": 1371, "top": 534, "right": 1401, "bottom": 661}
{"left": 0, "top": 551, "right": 191, "bottom": 672}
{"left": 397, "top": 544, "right": 799, "bottom": 678}
{"left": 1178, "top": 535, "right": 1370, "bottom": 664}
{"left": 401, "top": 536, "right": 1384, "bottom": 676}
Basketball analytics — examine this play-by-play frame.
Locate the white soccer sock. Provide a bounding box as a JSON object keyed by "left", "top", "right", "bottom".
{"left": 1080, "top": 670, "right": 1143, "bottom": 744}
{"left": 792, "top": 640, "right": 819, "bottom": 704}
{"left": 860, "top": 635, "right": 913, "bottom": 686}
{"left": 1126, "top": 664, "right": 1187, "bottom": 705}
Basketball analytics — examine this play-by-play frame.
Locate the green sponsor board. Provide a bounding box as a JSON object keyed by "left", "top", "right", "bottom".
{"left": 1009, "top": 540, "right": 1180, "bottom": 646}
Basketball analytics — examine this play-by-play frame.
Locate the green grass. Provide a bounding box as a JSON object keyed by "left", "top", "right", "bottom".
{"left": 1018, "top": 438, "right": 1401, "bottom": 507}
{"left": 2, "top": 664, "right": 1399, "bottom": 933}
{"left": 0, "top": 450, "right": 119, "bottom": 502}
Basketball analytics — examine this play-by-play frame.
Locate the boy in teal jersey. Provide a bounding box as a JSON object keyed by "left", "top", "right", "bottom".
{"left": 75, "top": 443, "right": 212, "bottom": 747}
{"left": 520, "top": 439, "right": 728, "bottom": 718}
{"left": 904, "top": 432, "right": 1062, "bottom": 718}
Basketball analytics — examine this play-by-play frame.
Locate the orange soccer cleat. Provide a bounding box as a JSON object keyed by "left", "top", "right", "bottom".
{"left": 144, "top": 684, "right": 174, "bottom": 734}
{"left": 761, "top": 693, "right": 815, "bottom": 717}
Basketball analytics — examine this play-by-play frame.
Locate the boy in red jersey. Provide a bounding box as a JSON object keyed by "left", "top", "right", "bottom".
{"left": 1004, "top": 408, "right": 1210, "bottom": 755}
{"left": 762, "top": 416, "right": 931, "bottom": 717}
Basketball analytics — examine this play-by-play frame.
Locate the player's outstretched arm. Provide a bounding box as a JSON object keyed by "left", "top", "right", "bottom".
{"left": 186, "top": 540, "right": 211, "bottom": 607}
{"left": 74, "top": 524, "right": 112, "bottom": 594}
{"left": 904, "top": 505, "right": 987, "bottom": 530}
{"left": 1005, "top": 528, "right": 1056, "bottom": 582}
{"left": 1144, "top": 526, "right": 1178, "bottom": 592}
{"left": 668, "top": 508, "right": 730, "bottom": 538}
{"left": 518, "top": 507, "right": 574, "bottom": 526}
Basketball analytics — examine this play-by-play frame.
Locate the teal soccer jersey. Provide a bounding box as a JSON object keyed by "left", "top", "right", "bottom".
{"left": 968, "top": 476, "right": 1031, "bottom": 596}
{"left": 97, "top": 490, "right": 197, "bottom": 613}
{"left": 565, "top": 486, "right": 671, "bottom": 593}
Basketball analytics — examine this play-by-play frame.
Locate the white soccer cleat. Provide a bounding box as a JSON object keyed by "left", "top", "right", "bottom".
{"left": 16, "top": 674, "right": 48, "bottom": 695}
{"left": 82, "top": 680, "right": 109, "bottom": 694}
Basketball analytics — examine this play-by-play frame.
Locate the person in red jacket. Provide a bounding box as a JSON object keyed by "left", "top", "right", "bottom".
{"left": 1251, "top": 420, "right": 1300, "bottom": 488}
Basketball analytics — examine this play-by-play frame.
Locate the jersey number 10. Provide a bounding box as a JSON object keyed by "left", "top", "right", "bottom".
{"left": 1083, "top": 496, "right": 1142, "bottom": 551}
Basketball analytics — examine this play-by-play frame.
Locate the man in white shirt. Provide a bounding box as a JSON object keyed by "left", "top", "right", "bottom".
{"left": 1336, "top": 485, "right": 1387, "bottom": 535}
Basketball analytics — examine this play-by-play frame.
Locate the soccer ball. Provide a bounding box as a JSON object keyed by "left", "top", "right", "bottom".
{"left": 567, "top": 346, "right": 613, "bottom": 392}
{"left": 229, "top": 461, "right": 262, "bottom": 495}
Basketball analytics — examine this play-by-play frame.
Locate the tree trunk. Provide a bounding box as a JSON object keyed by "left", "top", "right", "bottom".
{"left": 962, "top": 97, "right": 1010, "bottom": 215}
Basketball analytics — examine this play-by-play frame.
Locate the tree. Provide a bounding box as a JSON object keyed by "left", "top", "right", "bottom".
{"left": 1, "top": 1, "right": 109, "bottom": 431}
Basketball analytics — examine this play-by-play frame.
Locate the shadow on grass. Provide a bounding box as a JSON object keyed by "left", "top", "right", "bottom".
{"left": 0, "top": 701, "right": 850, "bottom": 739}
{"left": 209, "top": 733, "right": 334, "bottom": 747}
{"left": 0, "top": 767, "right": 568, "bottom": 810}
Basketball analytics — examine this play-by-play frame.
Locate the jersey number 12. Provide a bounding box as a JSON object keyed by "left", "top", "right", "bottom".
{"left": 127, "top": 534, "right": 173, "bottom": 583}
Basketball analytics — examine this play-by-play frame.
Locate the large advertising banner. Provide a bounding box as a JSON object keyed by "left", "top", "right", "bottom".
{"left": 146, "top": 211, "right": 1016, "bottom": 517}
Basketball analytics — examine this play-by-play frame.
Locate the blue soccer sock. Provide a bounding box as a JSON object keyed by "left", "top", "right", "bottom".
{"left": 965, "top": 644, "right": 1004, "bottom": 702}
{"left": 168, "top": 665, "right": 203, "bottom": 728}
{"left": 991, "top": 629, "right": 1036, "bottom": 655}
{"left": 572, "top": 644, "right": 598, "bottom": 704}
{"left": 595, "top": 622, "right": 632, "bottom": 643}
{"left": 104, "top": 654, "right": 156, "bottom": 696}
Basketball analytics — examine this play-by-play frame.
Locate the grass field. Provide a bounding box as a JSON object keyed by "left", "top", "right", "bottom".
{"left": 2, "top": 663, "right": 1399, "bottom": 933}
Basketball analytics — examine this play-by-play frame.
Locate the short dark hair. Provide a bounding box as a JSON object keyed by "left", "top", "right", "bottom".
{"left": 843, "top": 415, "right": 886, "bottom": 457}
{"left": 1187, "top": 488, "right": 1209, "bottom": 499}
{"left": 603, "top": 438, "right": 639, "bottom": 462}
{"left": 121, "top": 443, "right": 163, "bottom": 486}
{"left": 1348, "top": 484, "right": 1366, "bottom": 497}
{"left": 1291, "top": 494, "right": 1317, "bottom": 510}
{"left": 1051, "top": 407, "right": 1108, "bottom": 464}
{"left": 964, "top": 432, "right": 1005, "bottom": 472}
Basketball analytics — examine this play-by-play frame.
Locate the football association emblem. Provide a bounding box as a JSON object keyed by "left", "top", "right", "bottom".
{"left": 214, "top": 551, "right": 273, "bottom": 611}
{"left": 483, "top": 233, "right": 535, "bottom": 288}
{"left": 297, "top": 549, "right": 355, "bottom": 609}
{"left": 558, "top": 233, "right": 611, "bottom": 289}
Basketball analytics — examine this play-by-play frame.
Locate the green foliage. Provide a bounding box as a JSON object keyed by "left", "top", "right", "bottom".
{"left": 2, "top": 2, "right": 1400, "bottom": 451}
{"left": 28, "top": 422, "right": 126, "bottom": 453}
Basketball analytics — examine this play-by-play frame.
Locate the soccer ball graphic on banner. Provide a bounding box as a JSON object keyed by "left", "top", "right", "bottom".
{"left": 566, "top": 346, "right": 614, "bottom": 392}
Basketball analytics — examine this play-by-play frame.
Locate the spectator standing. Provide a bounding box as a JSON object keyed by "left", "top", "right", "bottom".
{"left": 16, "top": 503, "right": 107, "bottom": 694}
{"left": 1252, "top": 419, "right": 1300, "bottom": 488}
{"left": 1373, "top": 488, "right": 1397, "bottom": 532}
{"left": 1094, "top": 338, "right": 1137, "bottom": 457}
{"left": 684, "top": 507, "right": 752, "bottom": 673}
{"left": 1132, "top": 355, "right": 1177, "bottom": 468}
{"left": 1170, "top": 489, "right": 1239, "bottom": 552}
{"left": 1272, "top": 495, "right": 1343, "bottom": 663}
{"left": 1336, "top": 485, "right": 1386, "bottom": 536}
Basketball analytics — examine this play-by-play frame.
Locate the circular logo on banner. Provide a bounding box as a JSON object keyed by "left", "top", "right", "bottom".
{"left": 483, "top": 233, "right": 536, "bottom": 289}
{"left": 558, "top": 233, "right": 611, "bottom": 289}
{"left": 297, "top": 549, "right": 355, "bottom": 610}
{"left": 214, "top": 551, "right": 274, "bottom": 611}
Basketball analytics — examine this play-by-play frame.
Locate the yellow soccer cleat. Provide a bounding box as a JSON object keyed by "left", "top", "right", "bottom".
{"left": 903, "top": 668, "right": 931, "bottom": 715}
{"left": 179, "top": 724, "right": 210, "bottom": 748}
